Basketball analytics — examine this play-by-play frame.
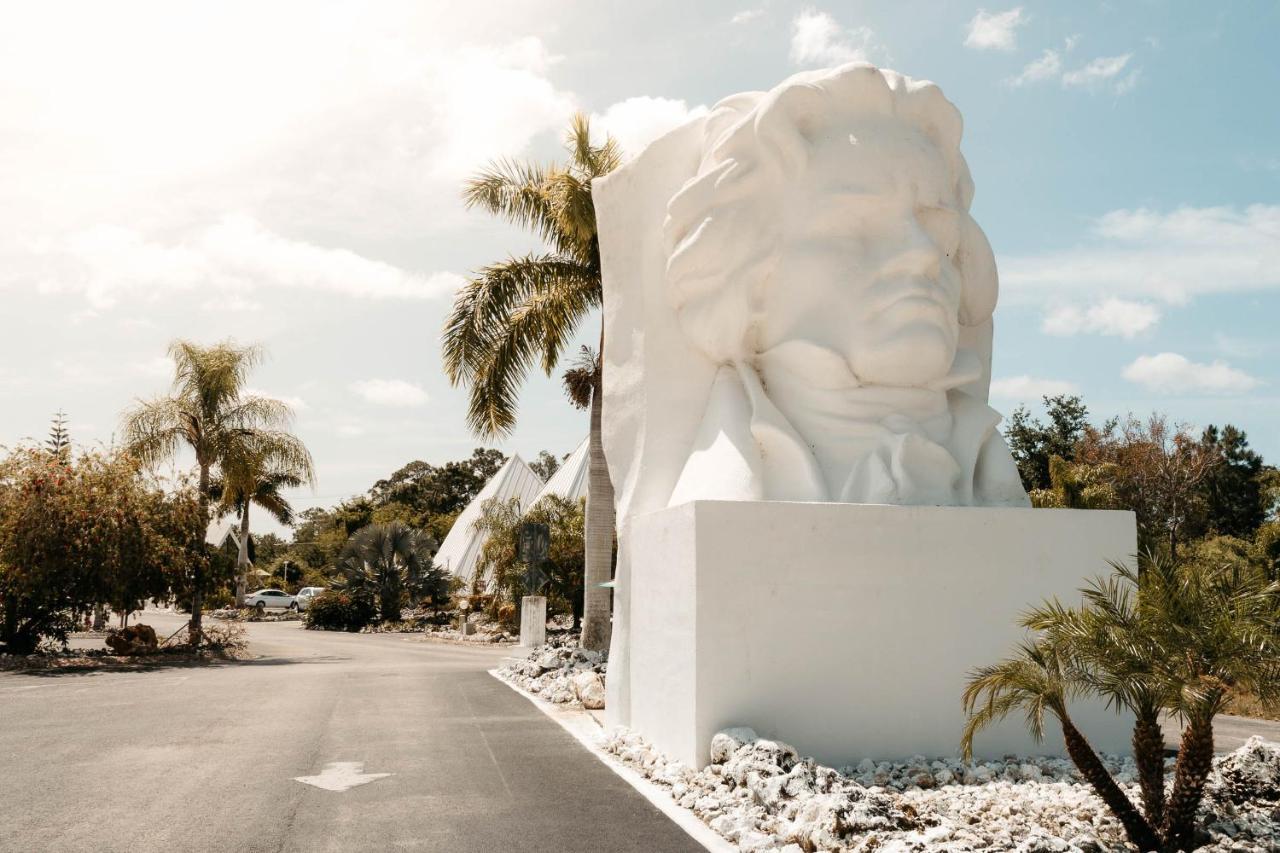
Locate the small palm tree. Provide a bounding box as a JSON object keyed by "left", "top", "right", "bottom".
{"left": 962, "top": 640, "right": 1161, "bottom": 851}
{"left": 443, "top": 115, "right": 621, "bottom": 651}
{"left": 212, "top": 439, "right": 315, "bottom": 606}
{"left": 968, "top": 555, "right": 1280, "bottom": 852}
{"left": 334, "top": 522, "right": 439, "bottom": 623}
{"left": 121, "top": 340, "right": 296, "bottom": 644}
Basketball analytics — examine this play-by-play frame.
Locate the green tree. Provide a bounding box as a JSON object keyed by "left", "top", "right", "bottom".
{"left": 966, "top": 554, "right": 1280, "bottom": 851}
{"left": 0, "top": 447, "right": 204, "bottom": 652}
{"left": 443, "top": 118, "right": 621, "bottom": 651}
{"left": 1199, "top": 424, "right": 1267, "bottom": 539}
{"left": 213, "top": 432, "right": 314, "bottom": 606}
{"left": 45, "top": 411, "right": 71, "bottom": 460}
{"left": 1005, "top": 395, "right": 1091, "bottom": 492}
{"left": 529, "top": 449, "right": 561, "bottom": 483}
{"left": 333, "top": 522, "right": 440, "bottom": 623}
{"left": 121, "top": 340, "right": 295, "bottom": 644}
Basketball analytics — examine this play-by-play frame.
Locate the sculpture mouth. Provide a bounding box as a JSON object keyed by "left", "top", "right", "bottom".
{"left": 874, "top": 279, "right": 955, "bottom": 326}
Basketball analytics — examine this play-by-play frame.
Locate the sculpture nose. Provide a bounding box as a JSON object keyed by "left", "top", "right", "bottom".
{"left": 881, "top": 220, "right": 944, "bottom": 279}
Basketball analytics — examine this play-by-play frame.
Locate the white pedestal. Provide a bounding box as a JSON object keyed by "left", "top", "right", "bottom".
{"left": 617, "top": 501, "right": 1136, "bottom": 769}
{"left": 519, "top": 595, "right": 546, "bottom": 648}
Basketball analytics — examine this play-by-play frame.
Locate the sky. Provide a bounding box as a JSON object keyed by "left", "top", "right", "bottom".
{"left": 2, "top": 1, "right": 1278, "bottom": 534}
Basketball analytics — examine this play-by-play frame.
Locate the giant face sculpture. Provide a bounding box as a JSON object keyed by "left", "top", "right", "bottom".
{"left": 597, "top": 63, "right": 1028, "bottom": 514}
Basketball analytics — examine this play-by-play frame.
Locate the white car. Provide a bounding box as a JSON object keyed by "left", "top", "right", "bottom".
{"left": 295, "top": 587, "right": 326, "bottom": 611}
{"left": 244, "top": 589, "right": 297, "bottom": 613}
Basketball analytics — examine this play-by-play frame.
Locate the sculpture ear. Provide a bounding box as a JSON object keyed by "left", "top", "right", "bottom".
{"left": 956, "top": 214, "right": 998, "bottom": 327}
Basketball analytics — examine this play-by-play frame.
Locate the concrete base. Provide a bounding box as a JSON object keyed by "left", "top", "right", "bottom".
{"left": 621, "top": 501, "right": 1136, "bottom": 769}
{"left": 520, "top": 596, "right": 547, "bottom": 648}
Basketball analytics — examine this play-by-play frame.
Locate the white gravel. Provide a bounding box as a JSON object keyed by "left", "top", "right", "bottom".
{"left": 598, "top": 726, "right": 1280, "bottom": 852}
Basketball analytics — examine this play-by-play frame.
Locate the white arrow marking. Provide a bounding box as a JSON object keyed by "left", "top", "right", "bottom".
{"left": 294, "top": 762, "right": 392, "bottom": 792}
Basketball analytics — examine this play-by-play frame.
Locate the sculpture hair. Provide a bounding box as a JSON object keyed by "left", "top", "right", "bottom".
{"left": 662, "top": 63, "right": 997, "bottom": 366}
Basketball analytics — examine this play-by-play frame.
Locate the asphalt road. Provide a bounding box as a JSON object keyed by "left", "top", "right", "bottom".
{"left": 0, "top": 611, "right": 706, "bottom": 853}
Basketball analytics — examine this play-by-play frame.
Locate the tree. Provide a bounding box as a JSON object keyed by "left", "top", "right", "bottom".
{"left": 1199, "top": 425, "right": 1267, "bottom": 539}
{"left": 0, "top": 447, "right": 203, "bottom": 652}
{"left": 213, "top": 432, "right": 314, "bottom": 606}
{"left": 45, "top": 411, "right": 71, "bottom": 460}
{"left": 1028, "top": 455, "right": 1122, "bottom": 510}
{"left": 121, "top": 340, "right": 295, "bottom": 645}
{"left": 442, "top": 119, "right": 621, "bottom": 652}
{"left": 333, "top": 522, "right": 440, "bottom": 623}
{"left": 471, "top": 494, "right": 586, "bottom": 629}
{"left": 1078, "top": 415, "right": 1213, "bottom": 560}
{"left": 967, "top": 555, "right": 1280, "bottom": 851}
{"left": 1005, "top": 395, "right": 1091, "bottom": 492}
{"left": 530, "top": 450, "right": 561, "bottom": 483}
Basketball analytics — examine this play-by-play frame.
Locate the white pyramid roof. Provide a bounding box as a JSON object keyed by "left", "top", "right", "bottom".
{"left": 530, "top": 437, "right": 589, "bottom": 508}
{"left": 434, "top": 454, "right": 544, "bottom": 589}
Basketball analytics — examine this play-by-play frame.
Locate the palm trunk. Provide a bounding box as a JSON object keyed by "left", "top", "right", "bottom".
{"left": 1162, "top": 717, "right": 1215, "bottom": 851}
{"left": 581, "top": 324, "right": 614, "bottom": 652}
{"left": 1132, "top": 708, "right": 1167, "bottom": 828}
{"left": 191, "top": 463, "right": 209, "bottom": 648}
{"left": 1060, "top": 715, "right": 1160, "bottom": 851}
{"left": 235, "top": 501, "right": 251, "bottom": 606}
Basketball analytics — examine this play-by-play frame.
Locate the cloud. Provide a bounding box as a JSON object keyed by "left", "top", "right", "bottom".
{"left": 790, "top": 9, "right": 884, "bottom": 66}
{"left": 990, "top": 375, "right": 1081, "bottom": 400}
{"left": 245, "top": 388, "right": 309, "bottom": 412}
{"left": 964, "top": 7, "right": 1026, "bottom": 51}
{"left": 593, "top": 96, "right": 709, "bottom": 158}
{"left": 1061, "top": 53, "right": 1133, "bottom": 89}
{"left": 16, "top": 215, "right": 463, "bottom": 309}
{"left": 731, "top": 9, "right": 763, "bottom": 25}
{"left": 1122, "top": 353, "right": 1261, "bottom": 395}
{"left": 349, "top": 379, "right": 429, "bottom": 407}
{"left": 1042, "top": 299, "right": 1160, "bottom": 338}
{"left": 1006, "top": 49, "right": 1062, "bottom": 87}
{"left": 1000, "top": 204, "right": 1280, "bottom": 306}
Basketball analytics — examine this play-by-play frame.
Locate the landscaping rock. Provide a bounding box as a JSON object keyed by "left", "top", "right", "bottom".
{"left": 104, "top": 623, "right": 158, "bottom": 655}
{"left": 496, "top": 641, "right": 608, "bottom": 708}
{"left": 571, "top": 670, "right": 606, "bottom": 709}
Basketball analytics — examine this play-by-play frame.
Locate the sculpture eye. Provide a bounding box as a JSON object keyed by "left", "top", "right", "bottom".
{"left": 916, "top": 206, "right": 961, "bottom": 256}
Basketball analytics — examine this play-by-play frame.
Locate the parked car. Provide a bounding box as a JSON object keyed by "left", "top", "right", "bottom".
{"left": 295, "top": 587, "right": 326, "bottom": 612}
{"left": 244, "top": 589, "right": 297, "bottom": 613}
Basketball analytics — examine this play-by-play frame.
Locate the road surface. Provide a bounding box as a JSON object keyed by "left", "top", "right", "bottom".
{"left": 0, "top": 611, "right": 705, "bottom": 853}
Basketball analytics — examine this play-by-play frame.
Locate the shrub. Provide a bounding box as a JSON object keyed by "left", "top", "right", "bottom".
{"left": 200, "top": 623, "right": 247, "bottom": 654}
{"left": 304, "top": 590, "right": 376, "bottom": 632}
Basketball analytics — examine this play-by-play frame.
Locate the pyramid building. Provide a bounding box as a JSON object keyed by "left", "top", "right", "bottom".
{"left": 434, "top": 454, "right": 543, "bottom": 589}
{"left": 530, "top": 437, "right": 589, "bottom": 507}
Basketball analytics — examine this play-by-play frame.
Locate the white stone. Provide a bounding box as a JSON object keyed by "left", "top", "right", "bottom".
{"left": 619, "top": 501, "right": 1135, "bottom": 768}
{"left": 572, "top": 670, "right": 606, "bottom": 710}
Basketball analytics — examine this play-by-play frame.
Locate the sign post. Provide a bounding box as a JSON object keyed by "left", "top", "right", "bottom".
{"left": 517, "top": 522, "right": 550, "bottom": 648}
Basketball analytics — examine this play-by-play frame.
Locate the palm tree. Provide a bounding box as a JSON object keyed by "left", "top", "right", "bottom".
{"left": 443, "top": 114, "right": 621, "bottom": 651}
{"left": 121, "top": 340, "right": 296, "bottom": 644}
{"left": 334, "top": 522, "right": 439, "bottom": 623}
{"left": 962, "top": 639, "right": 1162, "bottom": 851}
{"left": 969, "top": 555, "right": 1280, "bottom": 852}
{"left": 212, "top": 439, "right": 315, "bottom": 606}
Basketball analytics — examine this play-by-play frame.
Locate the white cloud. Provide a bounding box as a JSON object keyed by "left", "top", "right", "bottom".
{"left": 1001, "top": 205, "right": 1280, "bottom": 305}
{"left": 731, "top": 9, "right": 763, "bottom": 25}
{"left": 16, "top": 215, "right": 463, "bottom": 309}
{"left": 790, "top": 9, "right": 884, "bottom": 66}
{"left": 245, "top": 388, "right": 309, "bottom": 412}
{"left": 593, "top": 96, "right": 709, "bottom": 157}
{"left": 1062, "top": 53, "right": 1133, "bottom": 89}
{"left": 133, "top": 356, "right": 174, "bottom": 378}
{"left": 964, "top": 8, "right": 1026, "bottom": 51}
{"left": 1042, "top": 299, "right": 1160, "bottom": 338}
{"left": 349, "top": 379, "right": 429, "bottom": 407}
{"left": 990, "top": 375, "right": 1081, "bottom": 400}
{"left": 1006, "top": 49, "right": 1062, "bottom": 87}
{"left": 1122, "top": 353, "right": 1261, "bottom": 395}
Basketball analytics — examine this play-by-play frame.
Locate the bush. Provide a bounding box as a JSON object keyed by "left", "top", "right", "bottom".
{"left": 204, "top": 589, "right": 234, "bottom": 610}
{"left": 303, "top": 590, "right": 376, "bottom": 632}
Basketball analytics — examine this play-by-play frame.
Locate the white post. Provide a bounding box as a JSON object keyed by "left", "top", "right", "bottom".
{"left": 519, "top": 595, "right": 546, "bottom": 648}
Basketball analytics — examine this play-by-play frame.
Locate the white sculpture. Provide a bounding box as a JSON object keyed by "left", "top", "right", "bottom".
{"left": 598, "top": 63, "right": 1029, "bottom": 512}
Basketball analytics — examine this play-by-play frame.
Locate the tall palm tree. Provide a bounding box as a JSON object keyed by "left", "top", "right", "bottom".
{"left": 212, "top": 441, "right": 315, "bottom": 606}
{"left": 334, "top": 522, "right": 438, "bottom": 623}
{"left": 443, "top": 114, "right": 621, "bottom": 651}
{"left": 121, "top": 340, "right": 296, "bottom": 644}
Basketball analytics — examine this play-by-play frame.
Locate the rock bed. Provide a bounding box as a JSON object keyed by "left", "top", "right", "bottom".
{"left": 496, "top": 643, "right": 608, "bottom": 709}
{"left": 598, "top": 727, "right": 1280, "bottom": 852}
